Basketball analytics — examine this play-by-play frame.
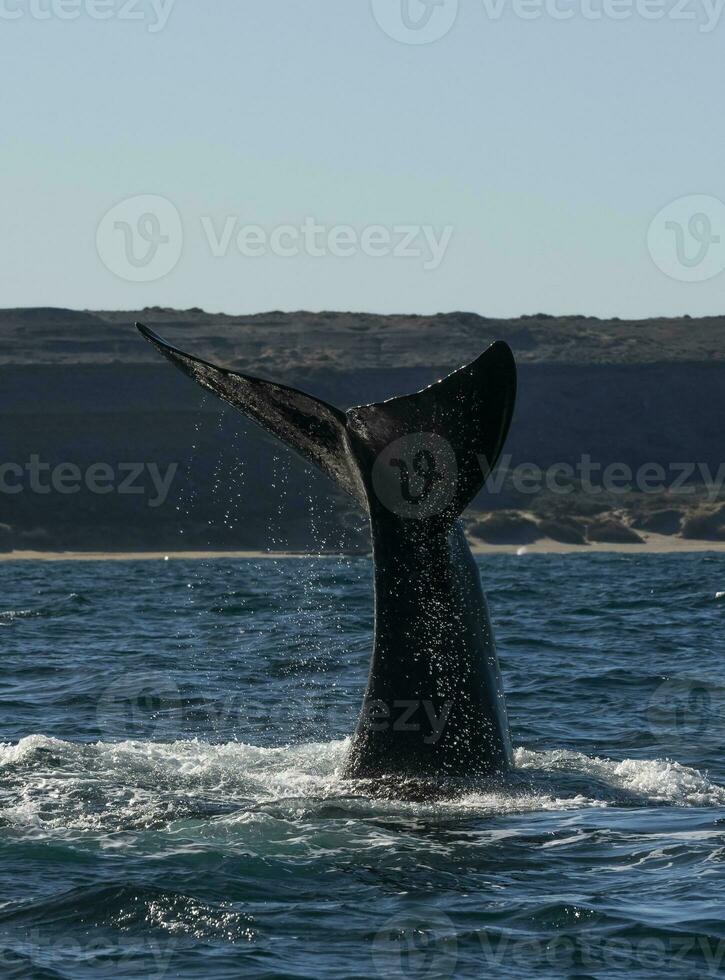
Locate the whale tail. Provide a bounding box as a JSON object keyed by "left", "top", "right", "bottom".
{"left": 136, "top": 322, "right": 516, "bottom": 521}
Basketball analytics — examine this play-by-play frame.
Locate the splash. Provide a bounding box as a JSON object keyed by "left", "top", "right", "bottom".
{"left": 1, "top": 735, "right": 723, "bottom": 838}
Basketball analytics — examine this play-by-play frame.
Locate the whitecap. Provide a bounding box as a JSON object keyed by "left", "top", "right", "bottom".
{"left": 1, "top": 735, "right": 724, "bottom": 838}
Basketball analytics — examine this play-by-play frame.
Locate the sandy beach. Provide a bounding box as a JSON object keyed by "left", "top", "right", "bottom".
{"left": 466, "top": 533, "right": 725, "bottom": 555}
{"left": 2, "top": 533, "right": 724, "bottom": 561}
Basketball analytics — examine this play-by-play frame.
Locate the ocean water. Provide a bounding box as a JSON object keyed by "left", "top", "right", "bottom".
{"left": 1, "top": 553, "right": 725, "bottom": 979}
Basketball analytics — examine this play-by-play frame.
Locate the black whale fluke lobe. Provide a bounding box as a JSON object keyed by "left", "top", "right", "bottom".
{"left": 135, "top": 321, "right": 366, "bottom": 505}
{"left": 136, "top": 321, "right": 517, "bottom": 783}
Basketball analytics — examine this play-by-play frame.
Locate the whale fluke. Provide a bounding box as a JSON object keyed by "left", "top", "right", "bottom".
{"left": 346, "top": 340, "right": 515, "bottom": 524}
{"left": 136, "top": 322, "right": 515, "bottom": 525}
{"left": 137, "top": 321, "right": 517, "bottom": 783}
{"left": 136, "top": 322, "right": 366, "bottom": 505}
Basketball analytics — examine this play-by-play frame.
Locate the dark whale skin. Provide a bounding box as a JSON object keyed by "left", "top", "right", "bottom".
{"left": 344, "top": 518, "right": 512, "bottom": 780}
{"left": 136, "top": 323, "right": 516, "bottom": 782}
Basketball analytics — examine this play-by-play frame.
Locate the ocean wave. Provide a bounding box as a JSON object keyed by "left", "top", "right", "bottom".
{"left": 0, "top": 593, "right": 90, "bottom": 624}
{"left": 1, "top": 735, "right": 723, "bottom": 838}
{"left": 514, "top": 747, "right": 725, "bottom": 807}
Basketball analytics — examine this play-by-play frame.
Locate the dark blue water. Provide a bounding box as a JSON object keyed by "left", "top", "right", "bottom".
{"left": 1, "top": 553, "right": 725, "bottom": 979}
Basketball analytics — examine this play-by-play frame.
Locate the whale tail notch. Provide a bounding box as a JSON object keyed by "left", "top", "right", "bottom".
{"left": 136, "top": 323, "right": 516, "bottom": 521}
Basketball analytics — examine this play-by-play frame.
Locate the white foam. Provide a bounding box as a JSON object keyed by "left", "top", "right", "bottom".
{"left": 1, "top": 736, "right": 723, "bottom": 834}
{"left": 515, "top": 747, "right": 725, "bottom": 807}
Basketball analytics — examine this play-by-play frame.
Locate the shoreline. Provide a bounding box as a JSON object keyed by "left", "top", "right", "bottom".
{"left": 2, "top": 533, "right": 724, "bottom": 561}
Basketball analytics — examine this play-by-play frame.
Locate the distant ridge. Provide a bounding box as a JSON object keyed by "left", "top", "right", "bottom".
{"left": 1, "top": 307, "right": 723, "bottom": 368}
{"left": 2, "top": 307, "right": 725, "bottom": 552}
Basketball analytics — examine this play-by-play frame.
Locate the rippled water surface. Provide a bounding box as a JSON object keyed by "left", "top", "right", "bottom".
{"left": 1, "top": 553, "right": 725, "bottom": 978}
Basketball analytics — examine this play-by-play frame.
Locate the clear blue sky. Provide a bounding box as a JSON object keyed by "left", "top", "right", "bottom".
{"left": 1, "top": 0, "right": 723, "bottom": 318}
